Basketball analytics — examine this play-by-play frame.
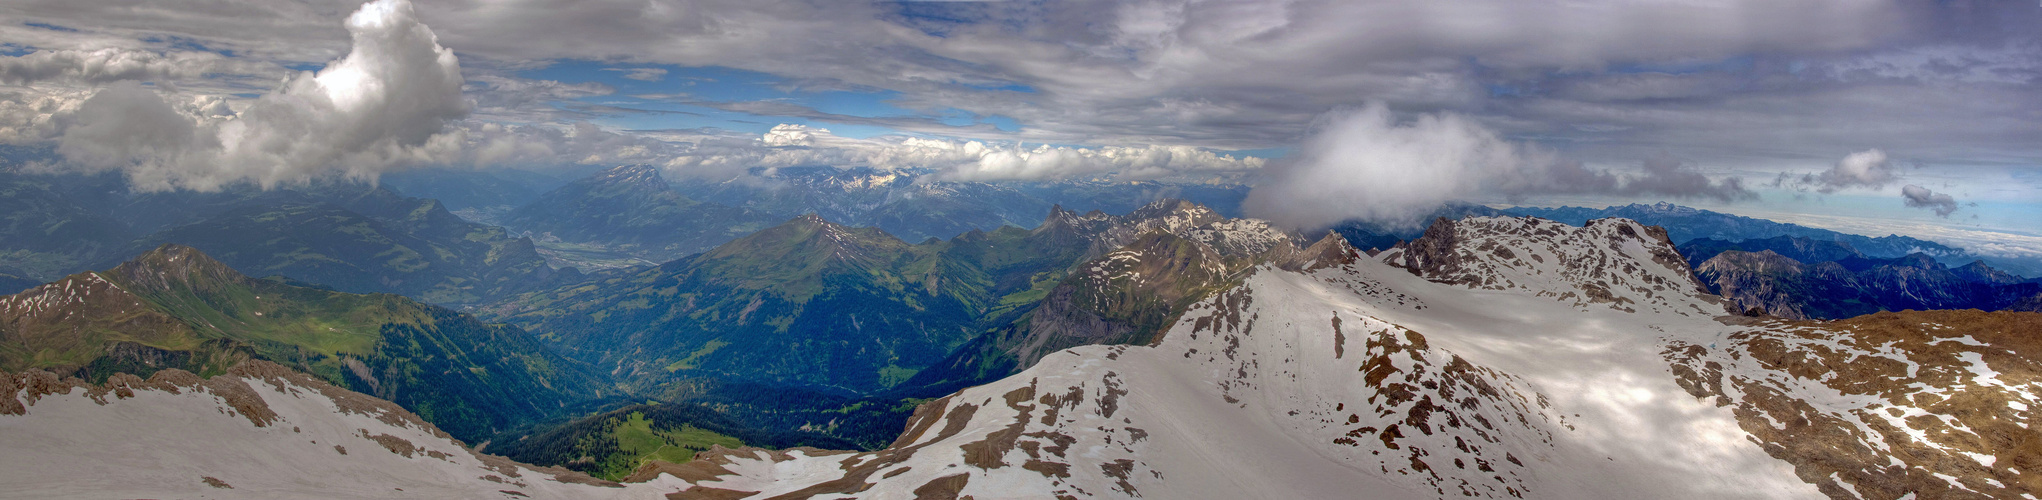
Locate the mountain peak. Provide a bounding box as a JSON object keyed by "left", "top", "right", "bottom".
{"left": 1281, "top": 231, "right": 1362, "bottom": 271}
{"left": 1380, "top": 216, "right": 1720, "bottom": 315}
{"left": 107, "top": 244, "right": 252, "bottom": 293}
{"left": 1952, "top": 260, "right": 2022, "bottom": 285}
{"left": 1698, "top": 249, "right": 1806, "bottom": 275}
{"left": 587, "top": 164, "right": 669, "bottom": 191}
{"left": 1127, "top": 198, "right": 1215, "bottom": 220}
{"left": 1894, "top": 252, "right": 1944, "bottom": 270}
{"left": 701, "top": 213, "right": 906, "bottom": 266}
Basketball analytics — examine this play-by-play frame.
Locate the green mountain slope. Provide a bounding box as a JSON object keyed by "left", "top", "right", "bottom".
{"left": 0, "top": 244, "right": 608, "bottom": 440}
{"left": 490, "top": 402, "right": 857, "bottom": 481}
{"left": 492, "top": 215, "right": 984, "bottom": 394}
{"left": 484, "top": 201, "right": 1167, "bottom": 394}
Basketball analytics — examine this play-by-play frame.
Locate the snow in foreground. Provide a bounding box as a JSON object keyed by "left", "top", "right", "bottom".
{"left": 0, "top": 362, "right": 693, "bottom": 499}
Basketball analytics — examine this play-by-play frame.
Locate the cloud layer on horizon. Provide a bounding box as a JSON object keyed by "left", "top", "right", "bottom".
{"left": 0, "top": 0, "right": 2033, "bottom": 228}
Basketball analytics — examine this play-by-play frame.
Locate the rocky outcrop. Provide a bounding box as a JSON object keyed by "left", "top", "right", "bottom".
{"left": 1664, "top": 310, "right": 2042, "bottom": 498}
{"left": 1380, "top": 216, "right": 1722, "bottom": 316}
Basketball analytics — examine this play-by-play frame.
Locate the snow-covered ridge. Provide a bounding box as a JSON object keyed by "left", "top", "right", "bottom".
{"left": 1378, "top": 216, "right": 1723, "bottom": 316}
{"left": 640, "top": 231, "right": 1821, "bottom": 499}
{"left": 0, "top": 361, "right": 689, "bottom": 499}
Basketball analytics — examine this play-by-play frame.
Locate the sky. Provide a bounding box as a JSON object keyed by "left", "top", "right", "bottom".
{"left": 0, "top": 0, "right": 2038, "bottom": 255}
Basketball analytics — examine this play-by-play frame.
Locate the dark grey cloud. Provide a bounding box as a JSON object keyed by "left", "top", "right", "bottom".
{"left": 1901, "top": 184, "right": 1959, "bottom": 217}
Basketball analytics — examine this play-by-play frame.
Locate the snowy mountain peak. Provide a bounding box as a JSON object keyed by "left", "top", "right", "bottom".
{"left": 1378, "top": 216, "right": 1723, "bottom": 316}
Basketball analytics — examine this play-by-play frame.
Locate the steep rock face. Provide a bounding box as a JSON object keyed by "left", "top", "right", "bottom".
{"left": 1379, "top": 216, "right": 1721, "bottom": 316}
{"left": 0, "top": 360, "right": 686, "bottom": 499}
{"left": 1664, "top": 311, "right": 2042, "bottom": 498}
{"left": 1693, "top": 250, "right": 1882, "bottom": 320}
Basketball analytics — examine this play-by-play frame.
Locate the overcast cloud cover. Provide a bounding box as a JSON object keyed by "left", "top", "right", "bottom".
{"left": 0, "top": 0, "right": 2036, "bottom": 239}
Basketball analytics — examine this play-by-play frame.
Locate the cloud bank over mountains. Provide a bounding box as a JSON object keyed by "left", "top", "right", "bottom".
{"left": 0, "top": 0, "right": 2034, "bottom": 231}
{"left": 659, "top": 123, "right": 1264, "bottom": 182}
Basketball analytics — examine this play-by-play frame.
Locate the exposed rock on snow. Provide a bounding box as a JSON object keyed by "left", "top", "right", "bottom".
{"left": 1665, "top": 310, "right": 2042, "bottom": 498}
{"left": 1379, "top": 216, "right": 1723, "bottom": 316}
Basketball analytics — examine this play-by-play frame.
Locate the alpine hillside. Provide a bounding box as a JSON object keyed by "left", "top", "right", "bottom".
{"left": 0, "top": 245, "right": 606, "bottom": 440}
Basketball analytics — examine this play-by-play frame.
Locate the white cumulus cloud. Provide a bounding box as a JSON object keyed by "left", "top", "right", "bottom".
{"left": 48, "top": 0, "right": 468, "bottom": 191}
{"left": 1777, "top": 148, "right": 1903, "bottom": 194}
{"left": 1243, "top": 102, "right": 1755, "bottom": 229}
{"left": 664, "top": 123, "right": 1262, "bottom": 182}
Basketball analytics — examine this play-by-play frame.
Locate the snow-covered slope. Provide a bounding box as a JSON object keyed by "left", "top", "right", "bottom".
{"left": 638, "top": 215, "right": 2041, "bottom": 499}
{"left": 632, "top": 217, "right": 1820, "bottom": 499}
{"left": 0, "top": 361, "right": 692, "bottom": 499}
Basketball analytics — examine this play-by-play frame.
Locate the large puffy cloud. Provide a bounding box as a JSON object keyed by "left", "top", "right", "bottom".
{"left": 1900, "top": 184, "right": 1959, "bottom": 217}
{"left": 48, "top": 0, "right": 468, "bottom": 190}
{"left": 1242, "top": 103, "right": 1754, "bottom": 229}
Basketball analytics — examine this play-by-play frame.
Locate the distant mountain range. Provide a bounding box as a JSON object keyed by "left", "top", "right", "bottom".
{"left": 0, "top": 171, "right": 570, "bottom": 306}
{"left": 1689, "top": 243, "right": 2041, "bottom": 320}
{"left": 1501, "top": 202, "right": 2042, "bottom": 278}
{"left": 497, "top": 164, "right": 1254, "bottom": 264}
